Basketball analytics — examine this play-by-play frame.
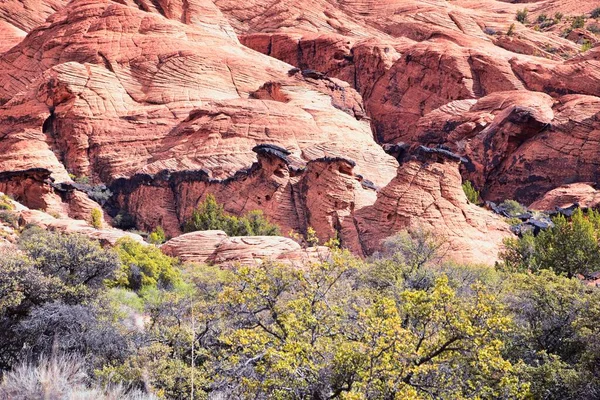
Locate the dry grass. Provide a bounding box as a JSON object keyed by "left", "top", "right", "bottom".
{"left": 0, "top": 355, "right": 157, "bottom": 400}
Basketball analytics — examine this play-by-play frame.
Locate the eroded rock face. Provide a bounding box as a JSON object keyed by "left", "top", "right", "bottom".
{"left": 355, "top": 148, "right": 512, "bottom": 265}
{"left": 110, "top": 145, "right": 511, "bottom": 264}
{"left": 0, "top": 0, "right": 396, "bottom": 189}
{"left": 530, "top": 183, "right": 600, "bottom": 211}
{"left": 6, "top": 0, "right": 583, "bottom": 265}
{"left": 222, "top": 0, "right": 600, "bottom": 208}
{"left": 413, "top": 92, "right": 600, "bottom": 205}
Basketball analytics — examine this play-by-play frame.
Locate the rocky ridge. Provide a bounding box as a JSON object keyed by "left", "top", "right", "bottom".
{"left": 3, "top": 0, "right": 599, "bottom": 264}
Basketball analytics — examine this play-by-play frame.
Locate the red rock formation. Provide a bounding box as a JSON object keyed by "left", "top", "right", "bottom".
{"left": 355, "top": 148, "right": 512, "bottom": 265}
{"left": 413, "top": 92, "right": 600, "bottom": 205}
{"left": 110, "top": 145, "right": 511, "bottom": 264}
{"left": 8, "top": 0, "right": 599, "bottom": 265}
{"left": 220, "top": 0, "right": 600, "bottom": 208}
{"left": 0, "top": 0, "right": 396, "bottom": 189}
{"left": 530, "top": 183, "right": 600, "bottom": 211}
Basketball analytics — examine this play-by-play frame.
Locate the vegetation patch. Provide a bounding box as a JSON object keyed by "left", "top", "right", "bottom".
{"left": 184, "top": 194, "right": 280, "bottom": 236}
{"left": 462, "top": 180, "right": 481, "bottom": 204}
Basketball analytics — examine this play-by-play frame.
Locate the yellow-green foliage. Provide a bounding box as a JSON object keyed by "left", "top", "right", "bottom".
{"left": 7, "top": 227, "right": 600, "bottom": 398}
{"left": 148, "top": 226, "right": 166, "bottom": 245}
{"left": 582, "top": 40, "right": 593, "bottom": 52}
{"left": 184, "top": 194, "right": 280, "bottom": 236}
{"left": 0, "top": 194, "right": 14, "bottom": 211}
{"left": 208, "top": 250, "right": 528, "bottom": 399}
{"left": 501, "top": 199, "right": 528, "bottom": 217}
{"left": 462, "top": 180, "right": 481, "bottom": 204}
{"left": 114, "top": 237, "right": 181, "bottom": 291}
{"left": 90, "top": 208, "right": 102, "bottom": 229}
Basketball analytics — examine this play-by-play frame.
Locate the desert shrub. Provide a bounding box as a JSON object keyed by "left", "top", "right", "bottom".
{"left": 572, "top": 15, "right": 585, "bottom": 29}
{"left": 18, "top": 228, "right": 119, "bottom": 290}
{"left": 582, "top": 40, "right": 593, "bottom": 52}
{"left": 16, "top": 302, "right": 130, "bottom": 370}
{"left": 500, "top": 199, "right": 528, "bottom": 217}
{"left": 506, "top": 217, "right": 523, "bottom": 228}
{"left": 147, "top": 226, "right": 166, "bottom": 245}
{"left": 74, "top": 175, "right": 90, "bottom": 184}
{"left": 0, "top": 231, "right": 120, "bottom": 371}
{"left": 240, "top": 209, "right": 280, "bottom": 236}
{"left": 516, "top": 9, "right": 529, "bottom": 23}
{"left": 499, "top": 208, "right": 600, "bottom": 277}
{"left": 592, "top": 7, "right": 600, "bottom": 19}
{"left": 91, "top": 208, "right": 103, "bottom": 229}
{"left": 0, "top": 194, "right": 13, "bottom": 211}
{"left": 555, "top": 12, "right": 564, "bottom": 21}
{"left": 540, "top": 19, "right": 556, "bottom": 29}
{"left": 0, "top": 355, "right": 156, "bottom": 400}
{"left": 114, "top": 237, "right": 181, "bottom": 291}
{"left": 507, "top": 23, "right": 516, "bottom": 36}
{"left": 588, "top": 23, "right": 600, "bottom": 34}
{"left": 184, "top": 194, "right": 280, "bottom": 236}
{"left": 503, "top": 271, "right": 600, "bottom": 399}
{"left": 537, "top": 13, "right": 548, "bottom": 23}
{"left": 0, "top": 211, "right": 18, "bottom": 228}
{"left": 462, "top": 180, "right": 481, "bottom": 204}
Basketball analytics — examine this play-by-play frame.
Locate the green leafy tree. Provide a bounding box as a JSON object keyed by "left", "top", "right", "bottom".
{"left": 499, "top": 209, "right": 600, "bottom": 278}
{"left": 114, "top": 238, "right": 181, "bottom": 291}
{"left": 196, "top": 248, "right": 528, "bottom": 399}
{"left": 536, "top": 209, "right": 600, "bottom": 277}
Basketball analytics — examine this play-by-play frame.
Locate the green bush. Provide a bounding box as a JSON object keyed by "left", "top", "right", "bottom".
{"left": 91, "top": 208, "right": 102, "bottom": 229}
{"left": 0, "top": 194, "right": 14, "bottom": 211}
{"left": 184, "top": 194, "right": 280, "bottom": 236}
{"left": 591, "top": 7, "right": 600, "bottom": 19}
{"left": 147, "top": 226, "right": 166, "bottom": 245}
{"left": 500, "top": 199, "right": 528, "bottom": 217}
{"left": 0, "top": 211, "right": 18, "bottom": 228}
{"left": 114, "top": 238, "right": 181, "bottom": 291}
{"left": 0, "top": 230, "right": 121, "bottom": 370}
{"left": 572, "top": 15, "right": 585, "bottom": 29}
{"left": 537, "top": 13, "right": 548, "bottom": 24}
{"left": 499, "top": 208, "right": 600, "bottom": 277}
{"left": 462, "top": 180, "right": 481, "bottom": 204}
{"left": 588, "top": 23, "right": 600, "bottom": 34}
{"left": 582, "top": 40, "right": 593, "bottom": 52}
{"left": 555, "top": 12, "right": 564, "bottom": 22}
{"left": 516, "top": 9, "right": 529, "bottom": 23}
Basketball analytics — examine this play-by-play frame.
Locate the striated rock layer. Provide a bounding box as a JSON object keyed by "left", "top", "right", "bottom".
{"left": 0, "top": 0, "right": 546, "bottom": 264}
{"left": 109, "top": 146, "right": 511, "bottom": 264}
{"left": 221, "top": 0, "right": 600, "bottom": 207}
